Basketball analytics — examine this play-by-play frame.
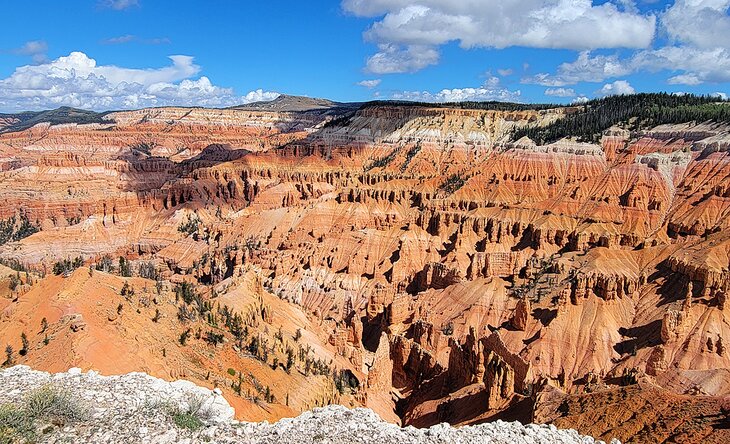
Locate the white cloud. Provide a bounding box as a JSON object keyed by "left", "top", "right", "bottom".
{"left": 572, "top": 95, "right": 590, "bottom": 104}
{"left": 102, "top": 35, "right": 171, "bottom": 45}
{"left": 345, "top": 0, "right": 657, "bottom": 73}
{"left": 497, "top": 68, "right": 514, "bottom": 77}
{"left": 392, "top": 77, "right": 520, "bottom": 102}
{"left": 662, "top": 0, "right": 730, "bottom": 49}
{"left": 357, "top": 79, "right": 382, "bottom": 88}
{"left": 667, "top": 73, "right": 702, "bottom": 85}
{"left": 241, "top": 89, "right": 281, "bottom": 103}
{"left": 712, "top": 91, "right": 728, "bottom": 100}
{"left": 366, "top": 44, "right": 439, "bottom": 73}
{"left": 632, "top": 46, "right": 730, "bottom": 84}
{"left": 103, "top": 35, "right": 136, "bottom": 44}
{"left": 522, "top": 1, "right": 730, "bottom": 87}
{"left": 13, "top": 40, "right": 48, "bottom": 64}
{"left": 0, "top": 51, "right": 278, "bottom": 111}
{"left": 597, "top": 80, "right": 635, "bottom": 96}
{"left": 526, "top": 45, "right": 730, "bottom": 86}
{"left": 544, "top": 87, "right": 576, "bottom": 97}
{"left": 523, "top": 51, "right": 632, "bottom": 86}
{"left": 99, "top": 0, "right": 139, "bottom": 10}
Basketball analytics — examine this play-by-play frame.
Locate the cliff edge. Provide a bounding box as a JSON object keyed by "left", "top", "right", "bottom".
{"left": 0, "top": 366, "right": 614, "bottom": 443}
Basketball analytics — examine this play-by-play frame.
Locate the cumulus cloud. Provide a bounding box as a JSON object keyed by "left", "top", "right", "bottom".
{"left": 392, "top": 76, "right": 520, "bottom": 102}
{"left": 527, "top": 45, "right": 730, "bottom": 86}
{"left": 523, "top": 51, "right": 631, "bottom": 86}
{"left": 366, "top": 44, "right": 439, "bottom": 73}
{"left": 99, "top": 0, "right": 139, "bottom": 10}
{"left": 13, "top": 40, "right": 48, "bottom": 64}
{"left": 357, "top": 79, "right": 382, "bottom": 88}
{"left": 544, "top": 87, "right": 576, "bottom": 97}
{"left": 662, "top": 0, "right": 730, "bottom": 49}
{"left": 241, "top": 89, "right": 281, "bottom": 103}
{"left": 523, "top": 1, "right": 730, "bottom": 87}
{"left": 497, "top": 68, "right": 514, "bottom": 77}
{"left": 597, "top": 80, "right": 635, "bottom": 96}
{"left": 0, "top": 51, "right": 278, "bottom": 112}
{"left": 344, "top": 0, "right": 657, "bottom": 73}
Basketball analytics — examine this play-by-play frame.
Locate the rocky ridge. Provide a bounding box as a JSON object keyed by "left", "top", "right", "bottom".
{"left": 0, "top": 366, "right": 613, "bottom": 444}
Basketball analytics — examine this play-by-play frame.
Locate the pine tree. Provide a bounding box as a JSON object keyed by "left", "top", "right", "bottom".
{"left": 19, "top": 333, "right": 28, "bottom": 356}
{"left": 4, "top": 345, "right": 13, "bottom": 366}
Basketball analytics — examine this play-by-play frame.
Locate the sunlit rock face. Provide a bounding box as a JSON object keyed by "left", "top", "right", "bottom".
{"left": 0, "top": 101, "right": 729, "bottom": 443}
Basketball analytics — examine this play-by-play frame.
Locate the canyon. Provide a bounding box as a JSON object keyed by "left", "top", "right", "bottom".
{"left": 0, "top": 95, "right": 729, "bottom": 443}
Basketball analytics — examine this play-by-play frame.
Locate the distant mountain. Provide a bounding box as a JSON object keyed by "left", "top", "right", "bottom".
{"left": 231, "top": 94, "right": 361, "bottom": 113}
{"left": 0, "top": 107, "right": 107, "bottom": 133}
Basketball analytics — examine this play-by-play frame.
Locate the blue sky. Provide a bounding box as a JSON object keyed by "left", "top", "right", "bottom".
{"left": 0, "top": 0, "right": 728, "bottom": 111}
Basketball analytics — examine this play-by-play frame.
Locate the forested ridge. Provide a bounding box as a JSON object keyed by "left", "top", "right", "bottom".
{"left": 512, "top": 93, "right": 730, "bottom": 144}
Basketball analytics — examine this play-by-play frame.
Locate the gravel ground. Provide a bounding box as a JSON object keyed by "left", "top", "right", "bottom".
{"left": 0, "top": 366, "right": 618, "bottom": 444}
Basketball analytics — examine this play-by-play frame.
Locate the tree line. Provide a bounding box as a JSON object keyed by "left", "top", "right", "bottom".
{"left": 513, "top": 93, "right": 730, "bottom": 144}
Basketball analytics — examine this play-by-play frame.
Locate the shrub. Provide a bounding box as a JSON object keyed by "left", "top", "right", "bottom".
{"left": 138, "top": 261, "right": 159, "bottom": 280}
{"left": 174, "top": 282, "right": 196, "bottom": 305}
{"left": 0, "top": 384, "right": 88, "bottom": 442}
{"left": 179, "top": 329, "right": 191, "bottom": 346}
{"left": 178, "top": 214, "right": 201, "bottom": 237}
{"left": 52, "top": 256, "right": 84, "bottom": 276}
{"left": 95, "top": 255, "right": 114, "bottom": 273}
{"left": 19, "top": 333, "right": 28, "bottom": 356}
{"left": 0, "top": 403, "right": 34, "bottom": 444}
{"left": 3, "top": 346, "right": 12, "bottom": 366}
{"left": 439, "top": 174, "right": 467, "bottom": 195}
{"left": 8, "top": 274, "right": 20, "bottom": 292}
{"left": 121, "top": 282, "right": 135, "bottom": 300}
{"left": 23, "top": 385, "right": 88, "bottom": 423}
{"left": 118, "top": 257, "right": 132, "bottom": 277}
{"left": 172, "top": 411, "right": 204, "bottom": 430}
{"left": 163, "top": 394, "right": 211, "bottom": 431}
{"left": 0, "top": 214, "right": 39, "bottom": 247}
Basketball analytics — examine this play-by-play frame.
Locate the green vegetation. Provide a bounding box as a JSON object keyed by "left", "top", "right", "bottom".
{"left": 174, "top": 282, "right": 197, "bottom": 305}
{"left": 204, "top": 330, "right": 224, "bottom": 346}
{"left": 178, "top": 214, "right": 201, "bottom": 237}
{"left": 138, "top": 261, "right": 159, "bottom": 280}
{"left": 118, "top": 257, "right": 132, "bottom": 277}
{"left": 19, "top": 333, "right": 28, "bottom": 357}
{"left": 439, "top": 173, "right": 467, "bottom": 195}
{"left": 3, "top": 346, "right": 12, "bottom": 367}
{"left": 0, "top": 214, "right": 39, "bottom": 246}
{"left": 365, "top": 147, "right": 400, "bottom": 171}
{"left": 179, "top": 328, "right": 191, "bottom": 346}
{"left": 0, "top": 259, "right": 27, "bottom": 273}
{"left": 172, "top": 411, "right": 204, "bottom": 431}
{"left": 401, "top": 144, "right": 421, "bottom": 172}
{"left": 0, "top": 107, "right": 106, "bottom": 134}
{"left": 8, "top": 274, "right": 20, "bottom": 292}
{"left": 0, "top": 404, "right": 32, "bottom": 444}
{"left": 333, "top": 369, "right": 359, "bottom": 395}
{"left": 161, "top": 394, "right": 211, "bottom": 431}
{"left": 95, "top": 254, "right": 115, "bottom": 273}
{"left": 513, "top": 93, "right": 730, "bottom": 144}
{"left": 0, "top": 384, "right": 87, "bottom": 443}
{"left": 52, "top": 256, "right": 84, "bottom": 275}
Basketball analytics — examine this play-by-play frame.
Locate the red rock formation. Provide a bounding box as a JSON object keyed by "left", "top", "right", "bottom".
{"left": 1, "top": 104, "right": 729, "bottom": 441}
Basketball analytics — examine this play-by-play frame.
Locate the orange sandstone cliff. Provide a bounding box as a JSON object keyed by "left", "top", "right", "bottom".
{"left": 0, "top": 98, "right": 729, "bottom": 443}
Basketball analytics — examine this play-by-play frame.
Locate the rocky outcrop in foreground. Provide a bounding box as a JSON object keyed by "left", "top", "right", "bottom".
{"left": 0, "top": 366, "right": 614, "bottom": 444}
